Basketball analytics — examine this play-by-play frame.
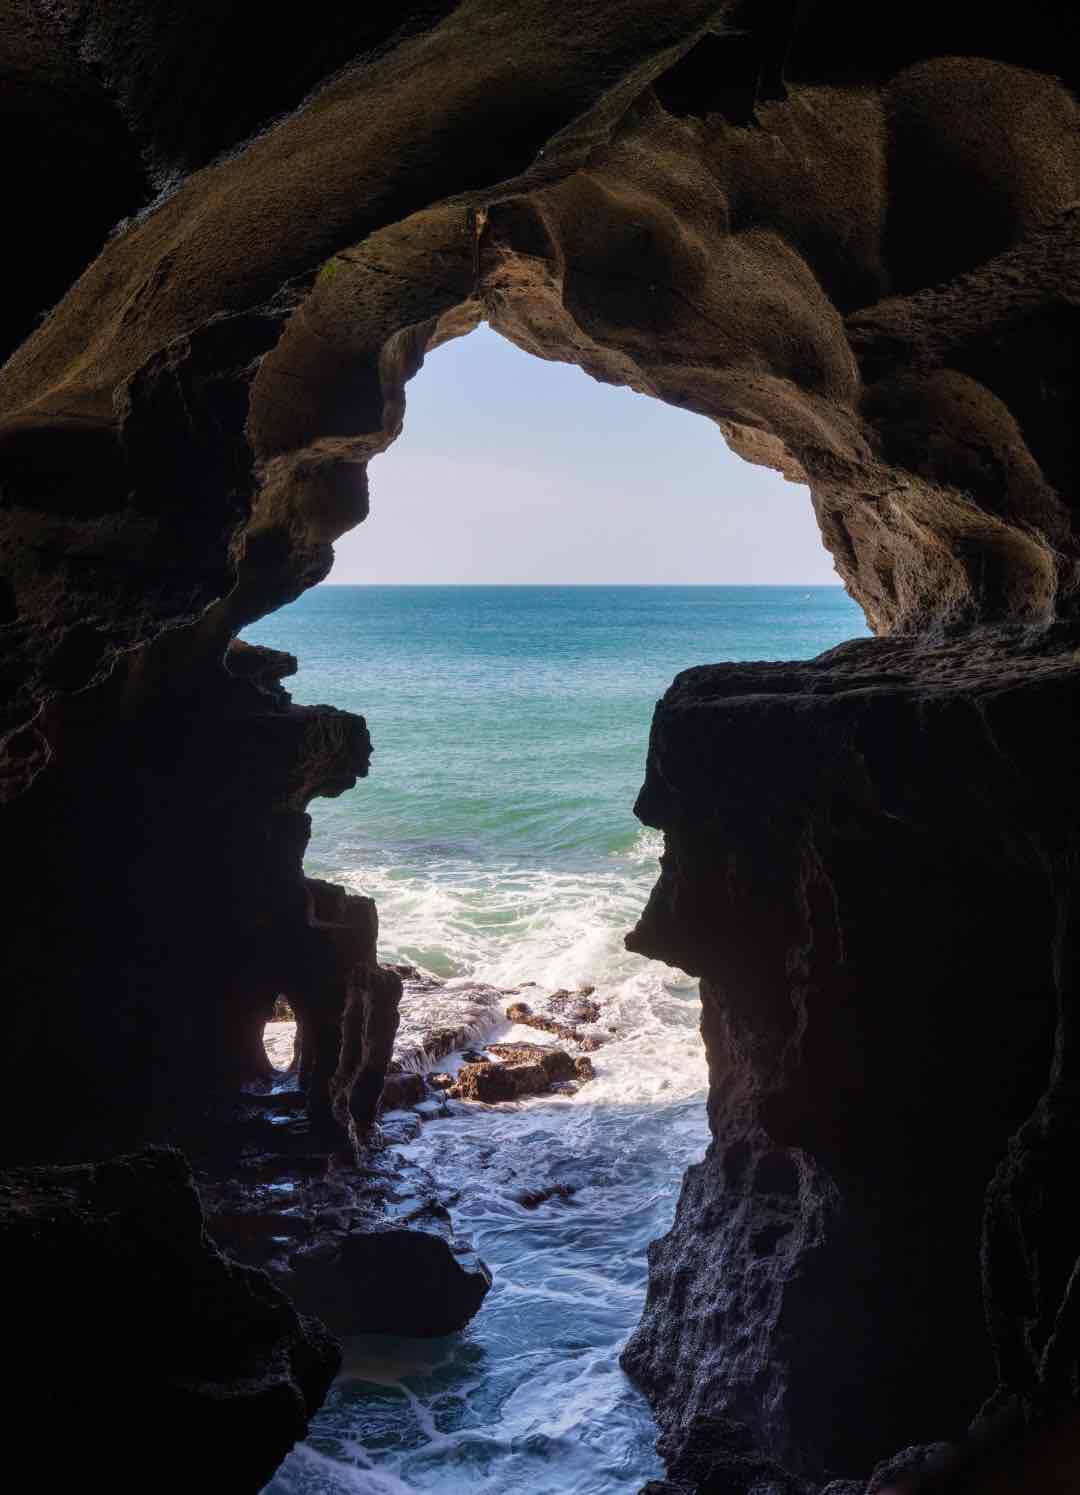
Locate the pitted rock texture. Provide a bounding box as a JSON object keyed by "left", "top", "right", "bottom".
{"left": 1, "top": 629, "right": 395, "bottom": 1159}
{"left": 1, "top": 1146, "right": 339, "bottom": 1494}
{"left": 3, "top": 4, "right": 1080, "bottom": 782}
{"left": 1, "top": 4, "right": 1079, "bottom": 1492}
{"left": 2, "top": 6, "right": 1078, "bottom": 1153}
{"left": 623, "top": 630, "right": 1080, "bottom": 1486}
{"left": 450, "top": 1046, "right": 580, "bottom": 1102}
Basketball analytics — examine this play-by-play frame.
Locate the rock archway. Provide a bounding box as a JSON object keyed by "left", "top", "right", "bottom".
{"left": 2, "top": 3, "right": 1079, "bottom": 1490}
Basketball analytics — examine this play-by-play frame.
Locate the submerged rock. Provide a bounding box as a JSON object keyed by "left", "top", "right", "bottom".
{"left": 379, "top": 1070, "right": 426, "bottom": 1110}
{"left": 548, "top": 987, "right": 602, "bottom": 1024}
{"left": 392, "top": 975, "right": 505, "bottom": 1071}
{"left": 515, "top": 1182, "right": 578, "bottom": 1208}
{"left": 504, "top": 998, "right": 608, "bottom": 1048}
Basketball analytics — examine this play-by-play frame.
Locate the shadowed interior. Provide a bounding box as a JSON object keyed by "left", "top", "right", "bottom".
{"left": 1, "top": 3, "right": 1079, "bottom": 1491}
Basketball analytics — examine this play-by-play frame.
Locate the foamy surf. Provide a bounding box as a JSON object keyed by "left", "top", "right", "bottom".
{"left": 264, "top": 834, "right": 709, "bottom": 1495}
{"left": 245, "top": 583, "right": 865, "bottom": 1494}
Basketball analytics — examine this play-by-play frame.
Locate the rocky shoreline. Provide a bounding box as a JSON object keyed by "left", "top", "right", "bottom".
{"left": 200, "top": 970, "right": 607, "bottom": 1356}
{"left": 264, "top": 966, "right": 607, "bottom": 1115}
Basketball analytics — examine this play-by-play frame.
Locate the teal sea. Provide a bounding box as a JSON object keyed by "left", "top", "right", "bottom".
{"left": 243, "top": 585, "right": 869, "bottom": 1495}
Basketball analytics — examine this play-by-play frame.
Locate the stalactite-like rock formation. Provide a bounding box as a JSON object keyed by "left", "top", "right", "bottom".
{"left": 1, "top": 2, "right": 1078, "bottom": 1489}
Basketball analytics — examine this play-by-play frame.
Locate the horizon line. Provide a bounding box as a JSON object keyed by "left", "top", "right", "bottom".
{"left": 316, "top": 580, "right": 848, "bottom": 588}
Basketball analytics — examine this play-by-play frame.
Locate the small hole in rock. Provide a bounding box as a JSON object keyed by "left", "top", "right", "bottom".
{"left": 263, "top": 995, "right": 296, "bottom": 1073}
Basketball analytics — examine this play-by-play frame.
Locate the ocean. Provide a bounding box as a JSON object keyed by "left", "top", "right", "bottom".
{"left": 243, "top": 584, "right": 869, "bottom": 1495}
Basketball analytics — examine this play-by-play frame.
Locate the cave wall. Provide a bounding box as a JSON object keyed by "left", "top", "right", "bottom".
{"left": 623, "top": 636, "right": 1080, "bottom": 1484}
{"left": 1, "top": 2, "right": 1079, "bottom": 1490}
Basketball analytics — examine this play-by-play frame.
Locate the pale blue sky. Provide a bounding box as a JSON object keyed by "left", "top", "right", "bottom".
{"left": 328, "top": 324, "right": 839, "bottom": 584}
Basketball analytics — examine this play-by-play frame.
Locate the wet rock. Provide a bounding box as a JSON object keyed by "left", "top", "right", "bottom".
{"left": 290, "top": 1226, "right": 491, "bottom": 1338}
{"left": 515, "top": 1182, "right": 577, "bottom": 1208}
{"left": 427, "top": 1072, "right": 455, "bottom": 1091}
{"left": 450, "top": 1049, "right": 577, "bottom": 1103}
{"left": 574, "top": 1056, "right": 595, "bottom": 1082}
{"left": 379, "top": 1113, "right": 422, "bottom": 1145}
{"left": 394, "top": 979, "right": 505, "bottom": 1071}
{"left": 548, "top": 988, "right": 602, "bottom": 1024}
{"left": 379, "top": 1071, "right": 425, "bottom": 1111}
{"left": 200, "top": 1079, "right": 491, "bottom": 1357}
{"left": 487, "top": 1041, "right": 561, "bottom": 1063}
{"left": 3, "top": 9, "right": 1080, "bottom": 1490}
{"left": 623, "top": 635, "right": 1080, "bottom": 1485}
{"left": 505, "top": 1000, "right": 586, "bottom": 1044}
{"left": 3, "top": 1147, "right": 338, "bottom": 1493}
{"left": 451, "top": 1061, "right": 538, "bottom": 1103}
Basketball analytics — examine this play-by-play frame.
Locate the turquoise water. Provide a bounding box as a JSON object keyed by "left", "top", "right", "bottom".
{"left": 244, "top": 585, "right": 868, "bottom": 1495}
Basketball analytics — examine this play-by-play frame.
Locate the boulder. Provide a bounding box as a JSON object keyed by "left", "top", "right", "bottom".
{"left": 450, "top": 1049, "right": 578, "bottom": 1102}
{"left": 290, "top": 1226, "right": 492, "bottom": 1338}
{"left": 2, "top": 1147, "right": 338, "bottom": 1494}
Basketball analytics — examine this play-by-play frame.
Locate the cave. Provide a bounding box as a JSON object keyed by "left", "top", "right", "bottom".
{"left": 2, "top": 4, "right": 1079, "bottom": 1493}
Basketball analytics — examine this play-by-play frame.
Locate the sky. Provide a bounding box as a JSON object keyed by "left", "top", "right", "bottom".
{"left": 328, "top": 324, "right": 840, "bottom": 585}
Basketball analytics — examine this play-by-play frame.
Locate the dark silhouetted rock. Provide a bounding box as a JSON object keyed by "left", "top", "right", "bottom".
{"left": 291, "top": 1227, "right": 492, "bottom": 1338}
{"left": 867, "top": 1445, "right": 952, "bottom": 1493}
{"left": 379, "top": 1071, "right": 426, "bottom": 1111}
{"left": 2, "top": 6, "right": 1080, "bottom": 1491}
{"left": 2, "top": 1147, "right": 338, "bottom": 1493}
{"left": 515, "top": 1182, "right": 578, "bottom": 1208}
{"left": 623, "top": 635, "right": 1080, "bottom": 1486}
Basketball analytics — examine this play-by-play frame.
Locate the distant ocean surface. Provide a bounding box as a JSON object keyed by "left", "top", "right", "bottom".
{"left": 243, "top": 585, "right": 869, "bottom": 1495}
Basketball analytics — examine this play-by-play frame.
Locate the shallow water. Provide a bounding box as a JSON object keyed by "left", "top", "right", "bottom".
{"left": 246, "top": 586, "right": 868, "bottom": 1494}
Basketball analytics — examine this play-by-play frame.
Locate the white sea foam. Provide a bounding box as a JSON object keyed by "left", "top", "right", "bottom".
{"left": 264, "top": 829, "right": 709, "bottom": 1495}
{"left": 331, "top": 827, "right": 705, "bottom": 1108}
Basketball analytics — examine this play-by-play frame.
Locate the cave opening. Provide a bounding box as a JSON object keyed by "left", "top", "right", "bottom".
{"left": 248, "top": 320, "right": 863, "bottom": 1081}
{"left": 3, "top": 13, "right": 1078, "bottom": 1492}
{"left": 242, "top": 321, "right": 869, "bottom": 1492}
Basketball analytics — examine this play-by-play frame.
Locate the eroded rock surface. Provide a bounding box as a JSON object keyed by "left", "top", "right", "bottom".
{"left": 199, "top": 1083, "right": 491, "bottom": 1341}
{"left": 1, "top": 3, "right": 1079, "bottom": 1492}
{"left": 450, "top": 1048, "right": 579, "bottom": 1102}
{"left": 2, "top": 1146, "right": 338, "bottom": 1493}
{"left": 623, "top": 631, "right": 1080, "bottom": 1486}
